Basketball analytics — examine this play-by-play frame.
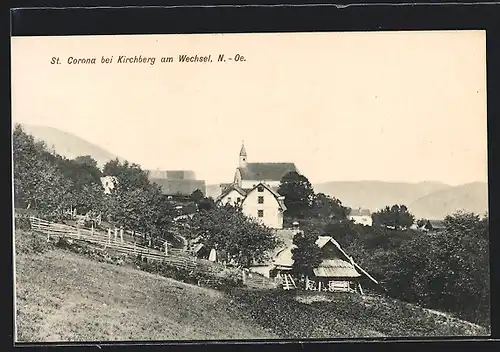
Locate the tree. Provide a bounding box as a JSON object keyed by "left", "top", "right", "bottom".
{"left": 416, "top": 218, "right": 428, "bottom": 228}
{"left": 102, "top": 158, "right": 150, "bottom": 190}
{"left": 190, "top": 189, "right": 204, "bottom": 204}
{"left": 278, "top": 171, "right": 315, "bottom": 218}
{"left": 198, "top": 197, "right": 216, "bottom": 212}
{"left": 101, "top": 159, "right": 174, "bottom": 242}
{"left": 13, "top": 124, "right": 73, "bottom": 216}
{"left": 384, "top": 211, "right": 490, "bottom": 325}
{"left": 322, "top": 220, "right": 359, "bottom": 248}
{"left": 311, "top": 193, "right": 350, "bottom": 220}
{"left": 371, "top": 204, "right": 415, "bottom": 230}
{"left": 291, "top": 231, "right": 323, "bottom": 277}
{"left": 188, "top": 204, "right": 280, "bottom": 267}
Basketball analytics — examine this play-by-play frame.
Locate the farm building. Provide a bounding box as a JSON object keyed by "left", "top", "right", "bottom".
{"left": 348, "top": 208, "right": 372, "bottom": 226}
{"left": 148, "top": 169, "right": 206, "bottom": 197}
{"left": 425, "top": 219, "right": 446, "bottom": 233}
{"left": 251, "top": 231, "right": 378, "bottom": 293}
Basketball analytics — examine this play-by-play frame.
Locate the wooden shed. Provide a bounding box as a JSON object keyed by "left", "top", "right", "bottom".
{"left": 270, "top": 234, "right": 379, "bottom": 294}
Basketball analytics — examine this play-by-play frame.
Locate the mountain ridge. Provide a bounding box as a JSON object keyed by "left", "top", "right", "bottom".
{"left": 17, "top": 123, "right": 126, "bottom": 168}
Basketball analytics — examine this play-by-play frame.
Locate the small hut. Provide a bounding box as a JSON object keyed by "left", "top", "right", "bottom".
{"left": 308, "top": 236, "right": 363, "bottom": 293}
{"left": 265, "top": 233, "right": 378, "bottom": 294}
{"left": 192, "top": 243, "right": 210, "bottom": 260}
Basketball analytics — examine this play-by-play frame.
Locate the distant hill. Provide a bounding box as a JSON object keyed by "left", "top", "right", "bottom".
{"left": 313, "top": 181, "right": 452, "bottom": 212}
{"left": 18, "top": 124, "right": 125, "bottom": 168}
{"left": 408, "top": 182, "right": 488, "bottom": 220}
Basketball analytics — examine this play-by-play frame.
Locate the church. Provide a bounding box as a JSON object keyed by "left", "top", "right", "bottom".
{"left": 216, "top": 143, "right": 298, "bottom": 229}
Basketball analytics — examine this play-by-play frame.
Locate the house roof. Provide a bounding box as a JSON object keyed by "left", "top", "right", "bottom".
{"left": 218, "top": 182, "right": 287, "bottom": 212}
{"left": 269, "top": 234, "right": 378, "bottom": 284}
{"left": 216, "top": 183, "right": 247, "bottom": 202}
{"left": 238, "top": 162, "right": 297, "bottom": 181}
{"left": 150, "top": 178, "right": 206, "bottom": 196}
{"left": 427, "top": 220, "right": 446, "bottom": 229}
{"left": 148, "top": 170, "right": 196, "bottom": 180}
{"left": 349, "top": 208, "right": 371, "bottom": 216}
{"left": 313, "top": 258, "right": 361, "bottom": 278}
{"left": 193, "top": 243, "right": 206, "bottom": 253}
{"left": 247, "top": 183, "right": 287, "bottom": 211}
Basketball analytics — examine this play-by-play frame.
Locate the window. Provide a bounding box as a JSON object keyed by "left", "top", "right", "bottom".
{"left": 257, "top": 186, "right": 264, "bottom": 192}
{"left": 236, "top": 197, "right": 241, "bottom": 203}
{"left": 258, "top": 196, "right": 264, "bottom": 204}
{"left": 258, "top": 210, "right": 264, "bottom": 218}
{"left": 227, "top": 197, "right": 231, "bottom": 203}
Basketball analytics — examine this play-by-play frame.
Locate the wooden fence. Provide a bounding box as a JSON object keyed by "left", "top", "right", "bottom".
{"left": 29, "top": 216, "right": 234, "bottom": 278}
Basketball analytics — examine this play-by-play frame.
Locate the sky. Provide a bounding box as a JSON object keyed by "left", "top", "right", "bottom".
{"left": 11, "top": 31, "right": 487, "bottom": 186}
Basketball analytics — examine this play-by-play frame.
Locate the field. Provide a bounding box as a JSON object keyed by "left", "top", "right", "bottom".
{"left": 14, "top": 230, "right": 489, "bottom": 342}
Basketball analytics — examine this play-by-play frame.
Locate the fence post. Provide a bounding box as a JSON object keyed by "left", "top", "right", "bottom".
{"left": 164, "top": 241, "right": 168, "bottom": 256}
{"left": 120, "top": 228, "right": 124, "bottom": 243}
{"left": 242, "top": 270, "right": 246, "bottom": 285}
{"left": 114, "top": 228, "right": 118, "bottom": 242}
{"left": 91, "top": 223, "right": 94, "bottom": 236}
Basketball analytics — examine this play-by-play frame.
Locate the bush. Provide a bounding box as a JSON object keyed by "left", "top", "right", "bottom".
{"left": 55, "top": 238, "right": 128, "bottom": 266}
{"left": 15, "top": 231, "right": 53, "bottom": 255}
{"left": 134, "top": 256, "right": 243, "bottom": 289}
{"left": 15, "top": 217, "right": 31, "bottom": 230}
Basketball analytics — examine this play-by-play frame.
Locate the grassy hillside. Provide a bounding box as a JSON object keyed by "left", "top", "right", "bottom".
{"left": 15, "top": 230, "right": 488, "bottom": 342}
{"left": 15, "top": 231, "right": 275, "bottom": 342}
{"left": 408, "top": 182, "right": 488, "bottom": 219}
{"left": 313, "top": 181, "right": 451, "bottom": 212}
{"left": 18, "top": 124, "right": 125, "bottom": 168}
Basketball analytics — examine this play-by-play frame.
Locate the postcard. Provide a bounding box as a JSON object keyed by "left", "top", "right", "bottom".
{"left": 11, "top": 30, "right": 489, "bottom": 342}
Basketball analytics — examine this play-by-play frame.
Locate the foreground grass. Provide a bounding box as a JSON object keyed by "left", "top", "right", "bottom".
{"left": 226, "top": 289, "right": 489, "bottom": 339}
{"left": 15, "top": 233, "right": 276, "bottom": 342}
{"left": 15, "top": 230, "right": 489, "bottom": 341}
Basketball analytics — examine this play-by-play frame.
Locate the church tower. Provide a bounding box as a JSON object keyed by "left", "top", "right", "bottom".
{"left": 239, "top": 141, "right": 248, "bottom": 168}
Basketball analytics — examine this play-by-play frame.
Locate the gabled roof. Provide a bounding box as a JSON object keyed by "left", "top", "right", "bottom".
{"left": 427, "top": 220, "right": 446, "bottom": 229}
{"left": 216, "top": 183, "right": 247, "bottom": 202}
{"left": 270, "top": 234, "right": 378, "bottom": 285}
{"left": 246, "top": 182, "right": 287, "bottom": 211}
{"left": 313, "top": 259, "right": 361, "bottom": 278}
{"left": 238, "top": 162, "right": 297, "bottom": 181}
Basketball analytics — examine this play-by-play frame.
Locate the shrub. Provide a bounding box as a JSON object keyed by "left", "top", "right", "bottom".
{"left": 15, "top": 231, "right": 53, "bottom": 255}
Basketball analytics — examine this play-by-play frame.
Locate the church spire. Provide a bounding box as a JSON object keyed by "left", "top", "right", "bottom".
{"left": 239, "top": 141, "right": 247, "bottom": 168}
{"left": 240, "top": 141, "right": 247, "bottom": 157}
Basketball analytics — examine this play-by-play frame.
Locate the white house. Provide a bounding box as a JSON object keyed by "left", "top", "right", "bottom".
{"left": 348, "top": 208, "right": 373, "bottom": 226}
{"left": 100, "top": 176, "right": 117, "bottom": 194}
{"left": 217, "top": 182, "right": 287, "bottom": 229}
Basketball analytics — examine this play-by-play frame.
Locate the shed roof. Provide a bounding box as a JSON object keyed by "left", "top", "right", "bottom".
{"left": 427, "top": 220, "right": 446, "bottom": 229}
{"left": 313, "top": 258, "right": 361, "bottom": 278}
{"left": 238, "top": 162, "right": 297, "bottom": 181}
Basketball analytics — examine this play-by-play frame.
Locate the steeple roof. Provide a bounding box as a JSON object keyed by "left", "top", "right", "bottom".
{"left": 239, "top": 142, "right": 247, "bottom": 157}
